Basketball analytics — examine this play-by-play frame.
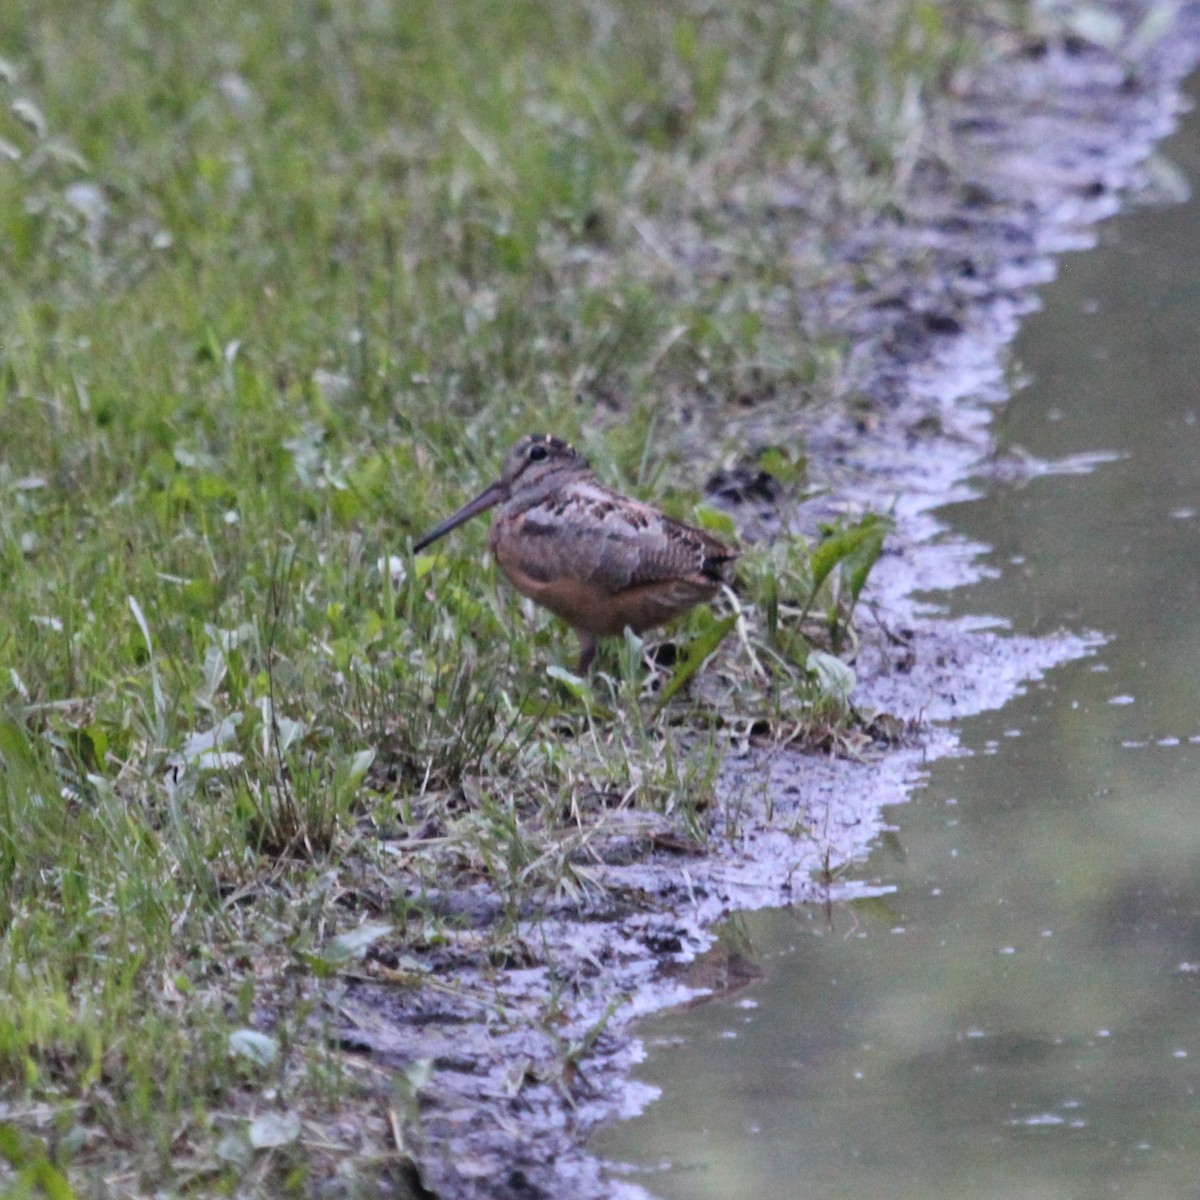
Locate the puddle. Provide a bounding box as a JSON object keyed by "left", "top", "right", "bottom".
{"left": 596, "top": 51, "right": 1200, "bottom": 1200}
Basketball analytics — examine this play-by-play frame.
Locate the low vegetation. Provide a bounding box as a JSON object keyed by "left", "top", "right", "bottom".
{"left": 0, "top": 0, "right": 1028, "bottom": 1194}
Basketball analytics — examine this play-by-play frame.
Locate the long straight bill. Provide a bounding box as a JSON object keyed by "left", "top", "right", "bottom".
{"left": 412, "top": 481, "right": 506, "bottom": 552}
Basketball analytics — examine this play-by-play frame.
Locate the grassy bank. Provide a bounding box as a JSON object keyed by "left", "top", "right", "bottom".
{"left": 1, "top": 1, "right": 1006, "bottom": 1194}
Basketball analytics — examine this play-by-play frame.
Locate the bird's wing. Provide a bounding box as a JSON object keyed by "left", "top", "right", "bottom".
{"left": 511, "top": 492, "right": 734, "bottom": 595}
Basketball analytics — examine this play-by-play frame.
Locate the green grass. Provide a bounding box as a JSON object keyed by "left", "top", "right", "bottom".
{"left": 0, "top": 0, "right": 1009, "bottom": 1193}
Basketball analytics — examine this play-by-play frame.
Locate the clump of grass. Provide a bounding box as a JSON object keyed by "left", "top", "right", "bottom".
{"left": 0, "top": 0, "right": 1003, "bottom": 1192}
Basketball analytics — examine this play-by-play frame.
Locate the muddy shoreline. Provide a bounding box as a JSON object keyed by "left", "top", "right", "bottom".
{"left": 334, "top": 8, "right": 1200, "bottom": 1196}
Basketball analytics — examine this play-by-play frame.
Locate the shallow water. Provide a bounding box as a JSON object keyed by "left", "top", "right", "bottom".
{"left": 596, "top": 77, "right": 1200, "bottom": 1200}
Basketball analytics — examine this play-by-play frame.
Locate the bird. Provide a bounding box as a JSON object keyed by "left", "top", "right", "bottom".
{"left": 413, "top": 434, "right": 738, "bottom": 673}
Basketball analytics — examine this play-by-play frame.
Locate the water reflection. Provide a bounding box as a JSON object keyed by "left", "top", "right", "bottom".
{"left": 599, "top": 74, "right": 1200, "bottom": 1200}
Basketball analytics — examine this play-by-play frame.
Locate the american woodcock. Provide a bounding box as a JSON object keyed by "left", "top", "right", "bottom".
{"left": 413, "top": 434, "right": 738, "bottom": 672}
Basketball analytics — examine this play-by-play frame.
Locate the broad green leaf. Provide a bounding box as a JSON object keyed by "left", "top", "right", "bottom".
{"left": 808, "top": 522, "right": 879, "bottom": 597}
{"left": 1131, "top": 1, "right": 1182, "bottom": 55}
{"left": 0, "top": 1123, "right": 26, "bottom": 1168}
{"left": 758, "top": 445, "right": 807, "bottom": 486}
{"left": 248, "top": 1111, "right": 301, "bottom": 1150}
{"left": 547, "top": 664, "right": 592, "bottom": 702}
{"left": 413, "top": 552, "right": 440, "bottom": 579}
{"left": 229, "top": 1029, "right": 279, "bottom": 1067}
{"left": 693, "top": 504, "right": 737, "bottom": 538}
{"left": 326, "top": 920, "right": 394, "bottom": 964}
{"left": 808, "top": 650, "right": 856, "bottom": 705}
{"left": 655, "top": 612, "right": 738, "bottom": 710}
{"left": 334, "top": 748, "right": 376, "bottom": 792}
{"left": 20, "top": 1159, "right": 76, "bottom": 1200}
{"left": 840, "top": 514, "right": 892, "bottom": 606}
{"left": 0, "top": 721, "right": 36, "bottom": 771}
{"left": 1064, "top": 6, "right": 1124, "bottom": 49}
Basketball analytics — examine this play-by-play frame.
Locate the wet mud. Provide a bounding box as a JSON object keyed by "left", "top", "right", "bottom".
{"left": 334, "top": 6, "right": 1200, "bottom": 1196}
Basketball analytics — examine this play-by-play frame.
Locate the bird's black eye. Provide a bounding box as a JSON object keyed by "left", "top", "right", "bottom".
{"left": 528, "top": 444, "right": 548, "bottom": 462}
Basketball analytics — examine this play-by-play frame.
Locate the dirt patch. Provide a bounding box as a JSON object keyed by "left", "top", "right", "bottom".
{"left": 333, "top": 7, "right": 1200, "bottom": 1196}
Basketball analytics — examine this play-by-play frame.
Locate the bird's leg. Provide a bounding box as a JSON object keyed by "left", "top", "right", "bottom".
{"left": 575, "top": 632, "right": 597, "bottom": 675}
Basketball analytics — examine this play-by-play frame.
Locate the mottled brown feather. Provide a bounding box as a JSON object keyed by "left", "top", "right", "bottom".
{"left": 415, "top": 433, "right": 738, "bottom": 670}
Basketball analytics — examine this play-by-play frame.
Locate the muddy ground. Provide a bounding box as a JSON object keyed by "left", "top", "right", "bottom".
{"left": 330, "top": 6, "right": 1200, "bottom": 1196}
